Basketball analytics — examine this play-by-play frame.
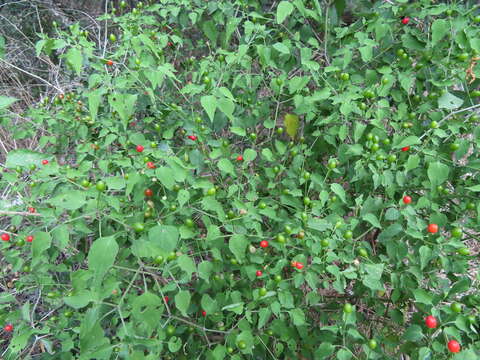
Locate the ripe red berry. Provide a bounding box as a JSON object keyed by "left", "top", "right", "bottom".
{"left": 291, "top": 261, "right": 297, "bottom": 268}
{"left": 41, "top": 159, "right": 49, "bottom": 165}
{"left": 136, "top": 145, "right": 144, "bottom": 153}
{"left": 256, "top": 270, "right": 263, "bottom": 277}
{"left": 1, "top": 233, "right": 10, "bottom": 242}
{"left": 401, "top": 17, "right": 410, "bottom": 25}
{"left": 403, "top": 195, "right": 412, "bottom": 205}
{"left": 260, "top": 240, "right": 268, "bottom": 248}
{"left": 26, "top": 235, "right": 34, "bottom": 243}
{"left": 106, "top": 60, "right": 114, "bottom": 66}
{"left": 201, "top": 310, "right": 207, "bottom": 317}
{"left": 168, "top": 41, "right": 173, "bottom": 47}
{"left": 425, "top": 315, "right": 437, "bottom": 329}
{"left": 401, "top": 146, "right": 410, "bottom": 152}
{"left": 295, "top": 262, "right": 304, "bottom": 270}
{"left": 28, "top": 207, "right": 36, "bottom": 213}
{"left": 187, "top": 135, "right": 197, "bottom": 141}
{"left": 146, "top": 162, "right": 156, "bottom": 169}
{"left": 144, "top": 188, "right": 153, "bottom": 197}
{"left": 447, "top": 340, "right": 460, "bottom": 353}
{"left": 3, "top": 324, "right": 13, "bottom": 332}
{"left": 427, "top": 223, "right": 438, "bottom": 234}
{"left": 236, "top": 155, "right": 243, "bottom": 161}
{"left": 164, "top": 296, "right": 169, "bottom": 302}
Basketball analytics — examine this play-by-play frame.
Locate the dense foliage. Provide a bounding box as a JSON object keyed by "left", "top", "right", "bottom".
{"left": 1, "top": 0, "right": 480, "bottom": 359}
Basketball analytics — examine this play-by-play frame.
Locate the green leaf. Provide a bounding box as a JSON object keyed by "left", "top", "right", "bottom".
{"left": 66, "top": 47, "right": 83, "bottom": 75}
{"left": 315, "top": 342, "right": 335, "bottom": 358}
{"left": 276, "top": 1, "right": 294, "bottom": 23}
{"left": 402, "top": 324, "right": 423, "bottom": 341}
{"left": 273, "top": 42, "right": 290, "bottom": 55}
{"left": 289, "top": 308, "right": 306, "bottom": 326}
{"left": 330, "top": 183, "right": 346, "bottom": 203}
{"left": 49, "top": 191, "right": 86, "bottom": 211}
{"left": 362, "top": 213, "right": 381, "bottom": 228}
{"left": 175, "top": 290, "right": 191, "bottom": 317}
{"left": 0, "top": 96, "right": 18, "bottom": 110}
{"left": 427, "top": 161, "right": 449, "bottom": 187}
{"left": 64, "top": 290, "right": 92, "bottom": 309}
{"left": 87, "top": 236, "right": 118, "bottom": 286}
{"left": 466, "top": 185, "right": 480, "bottom": 192}
{"left": 5, "top": 149, "right": 44, "bottom": 168}
{"left": 201, "top": 95, "right": 217, "bottom": 122}
{"left": 198, "top": 261, "right": 213, "bottom": 282}
{"left": 218, "top": 97, "right": 234, "bottom": 120}
{"left": 148, "top": 225, "right": 179, "bottom": 253}
{"left": 243, "top": 149, "right": 257, "bottom": 162}
{"left": 177, "top": 255, "right": 196, "bottom": 280}
{"left": 218, "top": 158, "right": 235, "bottom": 176}
{"left": 177, "top": 189, "right": 190, "bottom": 207}
{"left": 201, "top": 294, "right": 218, "bottom": 313}
{"left": 284, "top": 113, "right": 299, "bottom": 138}
{"left": 229, "top": 234, "right": 247, "bottom": 263}
{"left": 431, "top": 19, "right": 449, "bottom": 46}
{"left": 438, "top": 92, "right": 463, "bottom": 110}
{"left": 32, "top": 232, "right": 51, "bottom": 264}
{"left": 202, "top": 20, "right": 218, "bottom": 46}
{"left": 413, "top": 289, "right": 433, "bottom": 305}
{"left": 395, "top": 136, "right": 421, "bottom": 149}
{"left": 155, "top": 166, "right": 175, "bottom": 189}
{"left": 168, "top": 336, "right": 182, "bottom": 353}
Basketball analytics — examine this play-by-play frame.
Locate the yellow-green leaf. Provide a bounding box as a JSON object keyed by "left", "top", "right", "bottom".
{"left": 284, "top": 113, "right": 299, "bottom": 138}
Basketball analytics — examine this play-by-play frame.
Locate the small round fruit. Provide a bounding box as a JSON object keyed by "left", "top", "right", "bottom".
{"left": 154, "top": 255, "right": 164, "bottom": 264}
{"left": 1, "top": 233, "right": 10, "bottom": 242}
{"left": 237, "top": 340, "right": 247, "bottom": 349}
{"left": 449, "top": 143, "right": 460, "bottom": 151}
{"left": 95, "top": 181, "right": 106, "bottom": 192}
{"left": 467, "top": 202, "right": 476, "bottom": 210}
{"left": 166, "top": 325, "right": 175, "bottom": 336}
{"left": 4, "top": 324, "right": 13, "bottom": 332}
{"left": 458, "top": 247, "right": 470, "bottom": 256}
{"left": 144, "top": 188, "right": 153, "bottom": 197}
{"left": 451, "top": 227, "right": 462, "bottom": 238}
{"left": 256, "top": 270, "right": 262, "bottom": 277}
{"left": 387, "top": 154, "right": 397, "bottom": 163}
{"left": 260, "top": 240, "right": 269, "bottom": 248}
{"left": 450, "top": 302, "right": 462, "bottom": 313}
{"left": 206, "top": 188, "right": 216, "bottom": 196}
{"left": 146, "top": 162, "right": 156, "bottom": 169}
{"left": 447, "top": 340, "right": 460, "bottom": 353}
{"left": 343, "top": 303, "right": 353, "bottom": 313}
{"left": 42, "top": 159, "right": 49, "bottom": 165}
{"left": 258, "top": 201, "right": 267, "bottom": 209}
{"left": 340, "top": 73, "right": 350, "bottom": 81}
{"left": 358, "top": 248, "right": 368, "bottom": 257}
{"left": 368, "top": 339, "right": 377, "bottom": 350}
{"left": 403, "top": 195, "right": 412, "bottom": 204}
{"left": 327, "top": 159, "right": 338, "bottom": 169}
{"left": 259, "top": 288, "right": 267, "bottom": 296}
{"left": 201, "top": 310, "right": 207, "bottom": 317}
{"left": 401, "top": 146, "right": 410, "bottom": 152}
{"left": 321, "top": 238, "right": 329, "bottom": 247}
{"left": 236, "top": 155, "right": 243, "bottom": 161}
{"left": 136, "top": 145, "right": 144, "bottom": 152}
{"left": 430, "top": 121, "right": 438, "bottom": 129}
{"left": 401, "top": 17, "right": 410, "bottom": 25}
{"left": 295, "top": 262, "right": 304, "bottom": 270}
{"left": 344, "top": 230, "right": 353, "bottom": 240}
{"left": 64, "top": 311, "right": 73, "bottom": 318}
{"left": 26, "top": 235, "right": 34, "bottom": 243}
{"left": 276, "top": 234, "right": 286, "bottom": 244}
{"left": 109, "top": 33, "right": 117, "bottom": 42}
{"left": 425, "top": 315, "right": 437, "bottom": 329}
{"left": 274, "top": 275, "right": 282, "bottom": 282}
{"left": 427, "top": 223, "right": 438, "bottom": 234}
{"left": 132, "top": 222, "right": 145, "bottom": 233}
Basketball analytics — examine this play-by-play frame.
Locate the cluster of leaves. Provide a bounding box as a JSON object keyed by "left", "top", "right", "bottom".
{"left": 1, "top": 0, "right": 480, "bottom": 359}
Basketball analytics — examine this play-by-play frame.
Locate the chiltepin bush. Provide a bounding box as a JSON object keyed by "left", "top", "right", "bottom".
{"left": 0, "top": 0, "right": 479, "bottom": 358}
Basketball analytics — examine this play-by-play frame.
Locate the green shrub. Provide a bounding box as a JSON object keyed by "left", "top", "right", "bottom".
{"left": 1, "top": 0, "right": 480, "bottom": 359}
